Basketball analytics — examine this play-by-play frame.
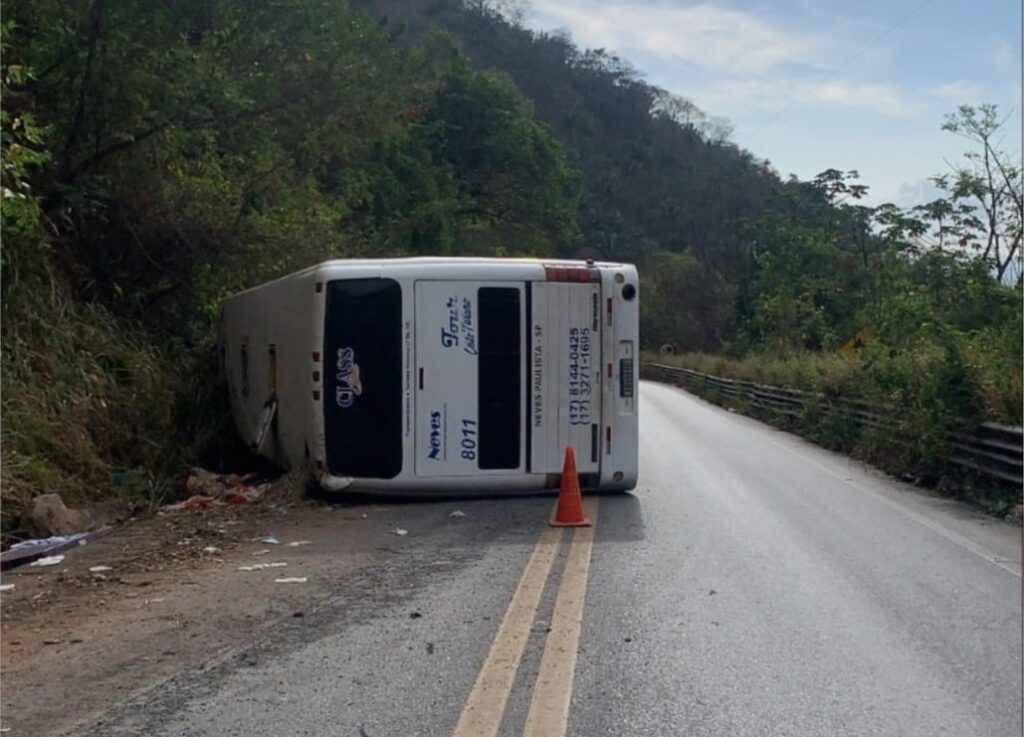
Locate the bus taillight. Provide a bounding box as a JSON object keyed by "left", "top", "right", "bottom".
{"left": 544, "top": 264, "right": 600, "bottom": 283}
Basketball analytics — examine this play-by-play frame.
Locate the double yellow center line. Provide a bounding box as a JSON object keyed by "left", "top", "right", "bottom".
{"left": 452, "top": 498, "right": 600, "bottom": 737}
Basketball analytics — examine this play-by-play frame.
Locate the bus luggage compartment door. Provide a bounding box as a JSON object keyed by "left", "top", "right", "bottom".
{"left": 414, "top": 281, "right": 525, "bottom": 477}
{"left": 528, "top": 283, "right": 602, "bottom": 475}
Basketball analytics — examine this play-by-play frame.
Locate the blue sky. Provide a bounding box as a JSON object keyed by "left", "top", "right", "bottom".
{"left": 523, "top": 0, "right": 1022, "bottom": 206}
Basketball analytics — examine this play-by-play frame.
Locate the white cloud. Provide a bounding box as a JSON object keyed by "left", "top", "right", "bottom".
{"left": 696, "top": 77, "right": 923, "bottom": 118}
{"left": 807, "top": 80, "right": 921, "bottom": 117}
{"left": 928, "top": 81, "right": 985, "bottom": 105}
{"left": 530, "top": 1, "right": 827, "bottom": 74}
{"left": 889, "top": 178, "right": 945, "bottom": 208}
{"left": 529, "top": 1, "right": 921, "bottom": 118}
{"left": 988, "top": 38, "right": 1020, "bottom": 71}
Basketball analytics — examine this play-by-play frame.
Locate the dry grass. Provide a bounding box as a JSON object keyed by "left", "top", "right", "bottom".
{"left": 645, "top": 349, "right": 861, "bottom": 396}
{"left": 1, "top": 276, "right": 186, "bottom": 537}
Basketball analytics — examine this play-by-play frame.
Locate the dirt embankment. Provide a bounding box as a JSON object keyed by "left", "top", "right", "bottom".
{"left": 0, "top": 497, "right": 399, "bottom": 737}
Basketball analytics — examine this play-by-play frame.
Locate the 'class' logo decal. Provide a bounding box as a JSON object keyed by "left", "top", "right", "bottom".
{"left": 335, "top": 347, "right": 363, "bottom": 408}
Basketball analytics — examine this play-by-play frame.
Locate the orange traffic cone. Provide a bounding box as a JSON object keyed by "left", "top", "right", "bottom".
{"left": 550, "top": 446, "right": 591, "bottom": 527}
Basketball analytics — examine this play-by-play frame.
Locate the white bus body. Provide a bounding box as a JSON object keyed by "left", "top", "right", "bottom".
{"left": 220, "top": 257, "right": 638, "bottom": 494}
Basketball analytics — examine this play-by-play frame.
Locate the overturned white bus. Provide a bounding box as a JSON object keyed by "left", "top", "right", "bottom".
{"left": 220, "top": 257, "right": 638, "bottom": 494}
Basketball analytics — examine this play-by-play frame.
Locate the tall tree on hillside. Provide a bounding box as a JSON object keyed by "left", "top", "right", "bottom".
{"left": 932, "top": 104, "right": 1022, "bottom": 284}
{"left": 356, "top": 0, "right": 778, "bottom": 275}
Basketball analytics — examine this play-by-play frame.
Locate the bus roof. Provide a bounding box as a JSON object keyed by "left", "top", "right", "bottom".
{"left": 224, "top": 257, "right": 635, "bottom": 300}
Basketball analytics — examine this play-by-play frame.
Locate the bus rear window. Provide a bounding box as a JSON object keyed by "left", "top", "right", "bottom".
{"left": 323, "top": 278, "right": 402, "bottom": 479}
{"left": 478, "top": 287, "right": 521, "bottom": 469}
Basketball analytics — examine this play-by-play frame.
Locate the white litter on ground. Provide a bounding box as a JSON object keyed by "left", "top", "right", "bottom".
{"left": 274, "top": 577, "right": 307, "bottom": 584}
{"left": 286, "top": 540, "right": 311, "bottom": 547}
{"left": 88, "top": 565, "right": 113, "bottom": 573}
{"left": 392, "top": 528, "right": 408, "bottom": 536}
{"left": 448, "top": 510, "right": 466, "bottom": 518}
{"left": 237, "top": 562, "right": 288, "bottom": 571}
{"left": 30, "top": 555, "right": 65, "bottom": 567}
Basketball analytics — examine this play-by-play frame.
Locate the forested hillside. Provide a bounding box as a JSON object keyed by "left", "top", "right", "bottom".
{"left": 2, "top": 0, "right": 1020, "bottom": 532}
{"left": 2, "top": 0, "right": 584, "bottom": 529}
{"left": 354, "top": 1, "right": 1020, "bottom": 350}
{"left": 356, "top": 0, "right": 780, "bottom": 349}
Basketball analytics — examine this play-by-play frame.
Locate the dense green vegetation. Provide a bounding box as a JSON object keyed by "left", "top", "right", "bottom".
{"left": 2, "top": 0, "right": 1020, "bottom": 532}
{"left": 358, "top": 0, "right": 778, "bottom": 333}
{"left": 1, "top": 1, "right": 582, "bottom": 530}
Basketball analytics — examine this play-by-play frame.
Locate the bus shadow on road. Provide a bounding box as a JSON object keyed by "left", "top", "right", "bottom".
{"left": 314, "top": 488, "right": 646, "bottom": 547}
{"left": 589, "top": 491, "right": 646, "bottom": 544}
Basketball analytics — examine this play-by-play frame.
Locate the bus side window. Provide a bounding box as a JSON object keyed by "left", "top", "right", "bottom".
{"left": 240, "top": 339, "right": 250, "bottom": 398}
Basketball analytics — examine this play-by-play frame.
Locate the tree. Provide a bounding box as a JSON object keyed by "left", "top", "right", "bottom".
{"left": 640, "top": 251, "right": 735, "bottom": 351}
{"left": 936, "top": 104, "right": 1022, "bottom": 284}
{"left": 356, "top": 0, "right": 778, "bottom": 285}
{"left": 1, "top": 20, "right": 50, "bottom": 274}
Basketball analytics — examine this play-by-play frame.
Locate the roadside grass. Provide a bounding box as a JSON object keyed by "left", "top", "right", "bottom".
{"left": 1, "top": 276, "right": 196, "bottom": 537}
{"left": 650, "top": 350, "right": 860, "bottom": 395}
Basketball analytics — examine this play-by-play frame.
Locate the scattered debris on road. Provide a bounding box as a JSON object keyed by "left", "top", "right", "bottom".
{"left": 448, "top": 510, "right": 466, "bottom": 518}
{"left": 30, "top": 555, "right": 65, "bottom": 567}
{"left": 1, "top": 528, "right": 112, "bottom": 571}
{"left": 7, "top": 533, "right": 87, "bottom": 553}
{"left": 286, "top": 540, "right": 310, "bottom": 547}
{"left": 162, "top": 469, "right": 271, "bottom": 512}
{"left": 261, "top": 536, "right": 280, "bottom": 545}
{"left": 202, "top": 546, "right": 221, "bottom": 554}
{"left": 165, "top": 496, "right": 215, "bottom": 512}
{"left": 392, "top": 528, "right": 408, "bottom": 536}
{"left": 237, "top": 562, "right": 287, "bottom": 572}
{"left": 1, "top": 489, "right": 385, "bottom": 737}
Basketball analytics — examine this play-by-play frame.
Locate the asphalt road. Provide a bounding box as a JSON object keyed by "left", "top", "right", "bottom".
{"left": 81, "top": 381, "right": 1022, "bottom": 737}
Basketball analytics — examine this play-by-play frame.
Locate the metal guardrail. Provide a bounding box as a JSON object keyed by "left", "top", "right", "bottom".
{"left": 643, "top": 362, "right": 1023, "bottom": 488}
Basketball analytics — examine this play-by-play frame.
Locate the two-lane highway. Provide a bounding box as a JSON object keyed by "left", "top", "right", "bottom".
{"left": 575, "top": 381, "right": 1021, "bottom": 736}
{"left": 79, "top": 381, "right": 1022, "bottom": 737}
